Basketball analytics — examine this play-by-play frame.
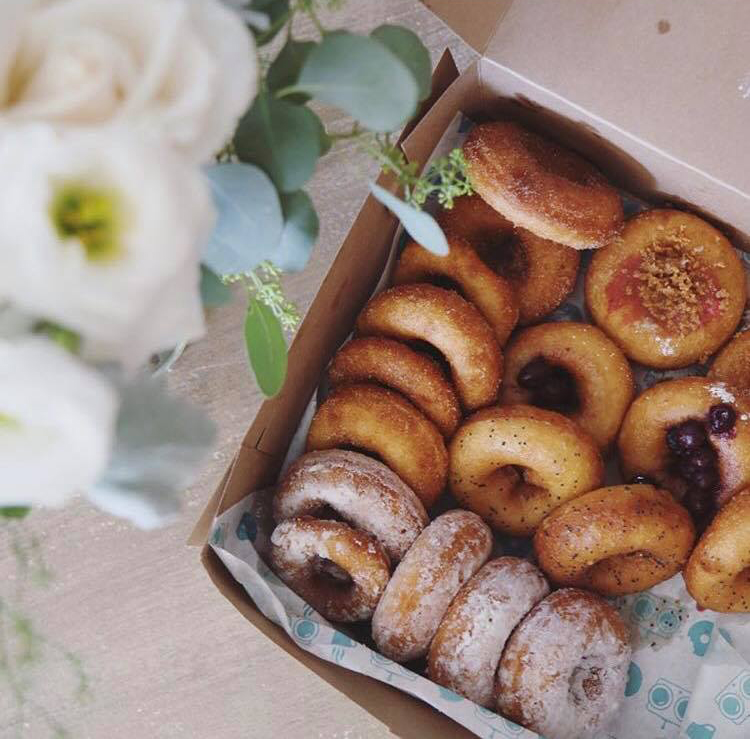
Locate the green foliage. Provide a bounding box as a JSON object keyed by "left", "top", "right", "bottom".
{"left": 0, "top": 506, "right": 30, "bottom": 519}
{"left": 277, "top": 191, "right": 319, "bottom": 272}
{"left": 33, "top": 321, "right": 81, "bottom": 353}
{"left": 248, "top": 0, "right": 291, "bottom": 45}
{"left": 244, "top": 296, "right": 289, "bottom": 398}
{"left": 371, "top": 25, "right": 432, "bottom": 101}
{"left": 200, "top": 265, "right": 233, "bottom": 307}
{"left": 266, "top": 39, "right": 315, "bottom": 104}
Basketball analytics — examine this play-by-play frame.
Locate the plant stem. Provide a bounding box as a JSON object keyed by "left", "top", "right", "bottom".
{"left": 274, "top": 85, "right": 306, "bottom": 99}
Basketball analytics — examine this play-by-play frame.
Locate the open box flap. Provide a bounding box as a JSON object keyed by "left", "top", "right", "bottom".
{"left": 420, "top": 0, "right": 513, "bottom": 54}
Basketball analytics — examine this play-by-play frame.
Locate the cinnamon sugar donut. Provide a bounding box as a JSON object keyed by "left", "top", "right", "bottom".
{"left": 463, "top": 121, "right": 623, "bottom": 250}
{"left": 448, "top": 405, "right": 604, "bottom": 536}
{"left": 496, "top": 588, "right": 631, "bottom": 739}
{"left": 356, "top": 284, "right": 502, "bottom": 412}
{"left": 371, "top": 510, "right": 492, "bottom": 662}
{"left": 306, "top": 383, "right": 447, "bottom": 509}
{"left": 586, "top": 209, "right": 746, "bottom": 369}
{"left": 501, "top": 322, "right": 635, "bottom": 449}
{"left": 534, "top": 485, "right": 696, "bottom": 596}
{"left": 709, "top": 331, "right": 750, "bottom": 393}
{"left": 327, "top": 337, "right": 460, "bottom": 437}
{"left": 439, "top": 194, "right": 581, "bottom": 325}
{"left": 427, "top": 557, "right": 549, "bottom": 707}
{"left": 274, "top": 450, "right": 428, "bottom": 564}
{"left": 269, "top": 517, "right": 390, "bottom": 622}
{"left": 392, "top": 236, "right": 519, "bottom": 345}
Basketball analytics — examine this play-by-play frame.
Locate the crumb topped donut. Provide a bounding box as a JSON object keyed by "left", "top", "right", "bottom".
{"left": 356, "top": 284, "right": 502, "bottom": 411}
{"left": 534, "top": 485, "right": 696, "bottom": 596}
{"left": 501, "top": 322, "right": 634, "bottom": 449}
{"left": 586, "top": 209, "right": 746, "bottom": 368}
{"left": 463, "top": 121, "right": 623, "bottom": 250}
{"left": 709, "top": 331, "right": 750, "bottom": 394}
{"left": 496, "top": 588, "right": 631, "bottom": 739}
{"left": 306, "top": 383, "right": 448, "bottom": 509}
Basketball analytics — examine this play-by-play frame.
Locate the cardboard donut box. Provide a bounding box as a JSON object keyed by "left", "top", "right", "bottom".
{"left": 191, "top": 1, "right": 750, "bottom": 736}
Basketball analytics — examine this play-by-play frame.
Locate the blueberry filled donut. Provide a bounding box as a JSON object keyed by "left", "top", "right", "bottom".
{"left": 427, "top": 557, "right": 549, "bottom": 706}
{"left": 496, "top": 588, "right": 631, "bottom": 739}
{"left": 709, "top": 331, "right": 750, "bottom": 394}
{"left": 448, "top": 405, "right": 603, "bottom": 535}
{"left": 274, "top": 450, "right": 428, "bottom": 564}
{"left": 501, "top": 322, "right": 634, "bottom": 448}
{"left": 586, "top": 209, "right": 746, "bottom": 368}
{"left": 534, "top": 485, "right": 696, "bottom": 596}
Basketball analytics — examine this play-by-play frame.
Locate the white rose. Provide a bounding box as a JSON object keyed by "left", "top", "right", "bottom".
{"left": 0, "top": 336, "right": 117, "bottom": 508}
{"left": 0, "top": 124, "right": 215, "bottom": 369}
{"left": 0, "top": 0, "right": 257, "bottom": 163}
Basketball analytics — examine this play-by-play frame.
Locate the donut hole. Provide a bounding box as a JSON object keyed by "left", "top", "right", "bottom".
{"left": 311, "top": 554, "right": 354, "bottom": 588}
{"left": 517, "top": 357, "right": 581, "bottom": 414}
{"left": 473, "top": 232, "right": 529, "bottom": 282}
{"left": 311, "top": 504, "right": 349, "bottom": 524}
{"left": 569, "top": 657, "right": 604, "bottom": 706}
{"left": 336, "top": 443, "right": 387, "bottom": 467}
{"left": 412, "top": 272, "right": 466, "bottom": 298}
{"left": 491, "top": 465, "right": 547, "bottom": 500}
{"left": 406, "top": 339, "right": 452, "bottom": 379}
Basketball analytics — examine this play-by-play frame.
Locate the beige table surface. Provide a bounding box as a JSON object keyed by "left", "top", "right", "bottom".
{"left": 0, "top": 4, "right": 475, "bottom": 738}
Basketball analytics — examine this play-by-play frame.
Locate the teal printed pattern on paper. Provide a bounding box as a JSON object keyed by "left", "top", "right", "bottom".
{"left": 368, "top": 652, "right": 417, "bottom": 683}
{"left": 473, "top": 705, "right": 526, "bottom": 738}
{"left": 715, "top": 670, "right": 750, "bottom": 724}
{"left": 438, "top": 686, "right": 465, "bottom": 703}
{"left": 626, "top": 661, "right": 643, "bottom": 697}
{"left": 685, "top": 723, "right": 717, "bottom": 739}
{"left": 689, "top": 621, "right": 716, "bottom": 657}
{"left": 647, "top": 678, "right": 691, "bottom": 729}
{"left": 616, "top": 592, "right": 689, "bottom": 648}
{"left": 330, "top": 630, "right": 356, "bottom": 664}
{"left": 236, "top": 512, "right": 258, "bottom": 541}
{"left": 211, "top": 523, "right": 226, "bottom": 548}
{"left": 291, "top": 617, "right": 319, "bottom": 645}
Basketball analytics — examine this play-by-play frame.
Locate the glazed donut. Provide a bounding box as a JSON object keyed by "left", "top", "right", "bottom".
{"left": 618, "top": 377, "right": 750, "bottom": 524}
{"left": 709, "top": 330, "right": 750, "bottom": 393}
{"left": 269, "top": 517, "right": 390, "bottom": 622}
{"left": 427, "top": 557, "right": 549, "bottom": 707}
{"left": 448, "top": 405, "right": 603, "bottom": 536}
{"left": 356, "top": 284, "right": 502, "bottom": 412}
{"left": 496, "top": 588, "right": 631, "bottom": 739}
{"left": 274, "top": 450, "right": 428, "bottom": 564}
{"left": 463, "top": 121, "right": 623, "bottom": 250}
{"left": 685, "top": 487, "right": 750, "bottom": 612}
{"left": 371, "top": 510, "right": 492, "bottom": 662}
{"left": 439, "top": 194, "right": 581, "bottom": 325}
{"left": 586, "top": 209, "right": 746, "bottom": 369}
{"left": 392, "top": 236, "right": 519, "bottom": 345}
{"left": 306, "top": 383, "right": 447, "bottom": 509}
{"left": 327, "top": 337, "right": 460, "bottom": 437}
{"left": 500, "top": 322, "right": 635, "bottom": 449}
{"left": 534, "top": 485, "right": 696, "bottom": 596}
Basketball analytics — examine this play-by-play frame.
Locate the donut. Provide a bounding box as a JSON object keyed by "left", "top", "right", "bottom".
{"left": 586, "top": 209, "right": 746, "bottom": 369}
{"left": 500, "top": 322, "right": 635, "bottom": 449}
{"left": 496, "top": 588, "right": 631, "bottom": 739}
{"left": 534, "top": 485, "right": 696, "bottom": 596}
{"left": 306, "top": 383, "right": 447, "bottom": 509}
{"left": 439, "top": 194, "right": 581, "bottom": 325}
{"left": 371, "top": 510, "right": 492, "bottom": 662}
{"left": 618, "top": 377, "right": 750, "bottom": 526}
{"left": 356, "top": 283, "right": 502, "bottom": 412}
{"left": 274, "top": 450, "right": 428, "bottom": 564}
{"left": 327, "top": 337, "right": 460, "bottom": 437}
{"left": 392, "top": 236, "right": 519, "bottom": 345}
{"left": 427, "top": 557, "right": 549, "bottom": 707}
{"left": 463, "top": 121, "right": 623, "bottom": 250}
{"left": 709, "top": 330, "right": 750, "bottom": 393}
{"left": 448, "top": 405, "right": 604, "bottom": 536}
{"left": 269, "top": 517, "right": 390, "bottom": 622}
{"left": 685, "top": 487, "right": 750, "bottom": 612}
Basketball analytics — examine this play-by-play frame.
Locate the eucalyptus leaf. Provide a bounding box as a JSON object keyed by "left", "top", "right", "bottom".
{"left": 297, "top": 32, "right": 419, "bottom": 132}
{"left": 277, "top": 191, "right": 319, "bottom": 272}
{"left": 203, "top": 162, "right": 283, "bottom": 276}
{"left": 267, "top": 39, "right": 316, "bottom": 104}
{"left": 370, "top": 183, "right": 448, "bottom": 256}
{"left": 249, "top": 0, "right": 289, "bottom": 45}
{"left": 311, "top": 109, "right": 332, "bottom": 156}
{"left": 200, "top": 265, "right": 232, "bottom": 306}
{"left": 371, "top": 25, "right": 432, "bottom": 101}
{"left": 245, "top": 298, "right": 287, "bottom": 397}
{"left": 0, "top": 506, "right": 30, "bottom": 519}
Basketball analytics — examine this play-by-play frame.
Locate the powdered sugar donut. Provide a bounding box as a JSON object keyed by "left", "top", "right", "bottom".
{"left": 274, "top": 450, "right": 428, "bottom": 564}
{"left": 496, "top": 588, "right": 631, "bottom": 739}
{"left": 427, "top": 558, "right": 549, "bottom": 707}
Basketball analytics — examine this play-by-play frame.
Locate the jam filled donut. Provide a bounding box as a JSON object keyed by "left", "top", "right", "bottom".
{"left": 270, "top": 517, "right": 390, "bottom": 622}
{"left": 685, "top": 487, "right": 750, "bottom": 612}
{"left": 496, "top": 588, "right": 631, "bottom": 739}
{"left": 274, "top": 450, "right": 428, "bottom": 564}
{"left": 327, "top": 337, "right": 460, "bottom": 437}
{"left": 439, "top": 194, "right": 581, "bottom": 325}
{"left": 501, "top": 322, "right": 634, "bottom": 449}
{"left": 306, "top": 383, "right": 448, "bottom": 509}
{"left": 534, "top": 485, "right": 696, "bottom": 596}
{"left": 586, "top": 209, "right": 746, "bottom": 369}
{"left": 392, "top": 236, "right": 519, "bottom": 345}
{"left": 372, "top": 510, "right": 492, "bottom": 662}
{"left": 427, "top": 557, "right": 549, "bottom": 707}
{"left": 709, "top": 331, "right": 750, "bottom": 394}
{"left": 463, "top": 121, "right": 623, "bottom": 250}
{"left": 356, "top": 283, "right": 502, "bottom": 411}
{"left": 618, "top": 378, "right": 750, "bottom": 527}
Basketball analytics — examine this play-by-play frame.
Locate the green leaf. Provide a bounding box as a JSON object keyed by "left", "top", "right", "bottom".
{"left": 311, "top": 111, "right": 332, "bottom": 156}
{"left": 297, "top": 31, "right": 419, "bottom": 132}
{"left": 371, "top": 25, "right": 432, "bottom": 101}
{"left": 277, "top": 191, "right": 319, "bottom": 272}
{"left": 267, "top": 39, "right": 316, "bottom": 104}
{"left": 234, "top": 91, "right": 321, "bottom": 193}
{"left": 0, "top": 506, "right": 30, "bottom": 519}
{"left": 200, "top": 265, "right": 232, "bottom": 306}
{"left": 249, "top": 0, "right": 290, "bottom": 45}
{"left": 245, "top": 298, "right": 288, "bottom": 397}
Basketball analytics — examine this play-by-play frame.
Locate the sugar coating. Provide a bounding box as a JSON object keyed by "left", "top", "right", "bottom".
{"left": 709, "top": 382, "right": 736, "bottom": 404}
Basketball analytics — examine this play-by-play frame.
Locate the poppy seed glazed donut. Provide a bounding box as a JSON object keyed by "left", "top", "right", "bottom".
{"left": 306, "top": 383, "right": 448, "bottom": 509}
{"left": 463, "top": 122, "right": 623, "bottom": 250}
{"left": 534, "top": 485, "right": 696, "bottom": 596}
{"left": 448, "top": 405, "right": 604, "bottom": 536}
{"left": 356, "top": 284, "right": 502, "bottom": 411}
{"left": 709, "top": 331, "right": 750, "bottom": 394}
